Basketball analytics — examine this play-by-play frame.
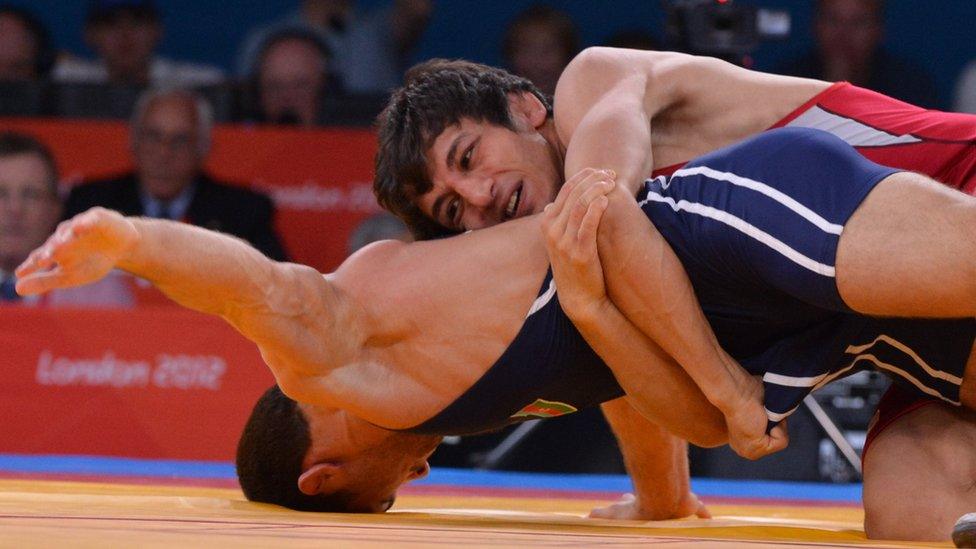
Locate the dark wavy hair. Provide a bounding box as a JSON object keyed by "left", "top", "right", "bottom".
{"left": 373, "top": 59, "right": 552, "bottom": 240}
{"left": 236, "top": 386, "right": 355, "bottom": 511}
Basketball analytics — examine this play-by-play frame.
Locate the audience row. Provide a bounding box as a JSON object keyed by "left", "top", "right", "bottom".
{"left": 3, "top": 1, "right": 972, "bottom": 118}
{"left": 0, "top": 86, "right": 411, "bottom": 307}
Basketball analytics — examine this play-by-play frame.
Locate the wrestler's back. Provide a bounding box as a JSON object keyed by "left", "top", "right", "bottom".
{"left": 328, "top": 215, "right": 553, "bottom": 429}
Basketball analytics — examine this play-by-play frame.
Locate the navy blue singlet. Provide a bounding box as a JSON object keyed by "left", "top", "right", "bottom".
{"left": 639, "top": 127, "right": 975, "bottom": 425}
{"left": 405, "top": 272, "right": 624, "bottom": 435}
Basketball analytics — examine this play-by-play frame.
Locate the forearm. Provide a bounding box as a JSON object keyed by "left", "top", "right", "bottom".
{"left": 570, "top": 296, "right": 725, "bottom": 446}
{"left": 118, "top": 217, "right": 339, "bottom": 391}
{"left": 601, "top": 398, "right": 694, "bottom": 519}
{"left": 557, "top": 50, "right": 750, "bottom": 411}
{"left": 118, "top": 218, "right": 279, "bottom": 317}
{"left": 561, "top": 76, "right": 653, "bottom": 198}
{"left": 596, "top": 189, "right": 752, "bottom": 412}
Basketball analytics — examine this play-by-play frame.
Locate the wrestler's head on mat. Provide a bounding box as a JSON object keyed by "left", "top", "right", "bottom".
{"left": 236, "top": 386, "right": 440, "bottom": 512}
{"left": 374, "top": 59, "right": 562, "bottom": 239}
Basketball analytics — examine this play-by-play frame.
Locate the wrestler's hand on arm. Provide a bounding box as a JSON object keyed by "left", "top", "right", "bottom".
{"left": 541, "top": 169, "right": 726, "bottom": 447}
{"left": 594, "top": 398, "right": 710, "bottom": 521}
{"left": 592, "top": 187, "right": 788, "bottom": 459}
{"left": 16, "top": 207, "right": 341, "bottom": 398}
{"left": 555, "top": 50, "right": 780, "bottom": 454}
{"left": 541, "top": 186, "right": 716, "bottom": 517}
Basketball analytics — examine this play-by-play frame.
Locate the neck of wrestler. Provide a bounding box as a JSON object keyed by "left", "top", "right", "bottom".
{"left": 537, "top": 116, "right": 567, "bottom": 184}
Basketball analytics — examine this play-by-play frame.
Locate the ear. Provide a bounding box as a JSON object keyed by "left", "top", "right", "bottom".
{"left": 406, "top": 461, "right": 430, "bottom": 481}
{"left": 509, "top": 91, "right": 549, "bottom": 130}
{"left": 297, "top": 461, "right": 344, "bottom": 496}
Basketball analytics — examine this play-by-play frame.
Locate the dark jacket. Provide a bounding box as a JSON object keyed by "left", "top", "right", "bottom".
{"left": 63, "top": 172, "right": 289, "bottom": 261}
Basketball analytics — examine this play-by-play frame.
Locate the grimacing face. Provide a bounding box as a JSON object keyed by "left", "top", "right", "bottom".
{"left": 418, "top": 113, "right": 562, "bottom": 232}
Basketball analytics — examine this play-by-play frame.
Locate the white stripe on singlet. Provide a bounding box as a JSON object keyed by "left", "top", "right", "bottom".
{"left": 765, "top": 405, "right": 799, "bottom": 423}
{"left": 526, "top": 278, "right": 556, "bottom": 318}
{"left": 670, "top": 166, "right": 844, "bottom": 235}
{"left": 639, "top": 192, "right": 837, "bottom": 277}
{"left": 785, "top": 106, "right": 922, "bottom": 147}
{"left": 763, "top": 371, "right": 829, "bottom": 387}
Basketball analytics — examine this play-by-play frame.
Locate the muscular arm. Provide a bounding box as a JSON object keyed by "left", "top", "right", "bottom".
{"left": 554, "top": 48, "right": 751, "bottom": 411}
{"left": 599, "top": 398, "right": 705, "bottom": 520}
{"left": 567, "top": 282, "right": 727, "bottom": 447}
{"left": 16, "top": 209, "right": 344, "bottom": 405}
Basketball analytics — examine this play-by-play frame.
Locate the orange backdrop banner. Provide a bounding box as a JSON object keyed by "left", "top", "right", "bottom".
{"left": 0, "top": 306, "right": 274, "bottom": 461}
{"left": 0, "top": 117, "right": 381, "bottom": 272}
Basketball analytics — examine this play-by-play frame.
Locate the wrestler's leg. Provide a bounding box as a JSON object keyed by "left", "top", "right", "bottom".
{"left": 862, "top": 404, "right": 976, "bottom": 541}
{"left": 835, "top": 171, "right": 976, "bottom": 318}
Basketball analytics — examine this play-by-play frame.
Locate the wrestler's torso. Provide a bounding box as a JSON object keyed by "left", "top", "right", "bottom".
{"left": 327, "top": 215, "right": 558, "bottom": 429}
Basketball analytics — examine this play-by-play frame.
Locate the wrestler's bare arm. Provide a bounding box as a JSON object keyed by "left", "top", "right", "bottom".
{"left": 541, "top": 170, "right": 721, "bottom": 519}
{"left": 597, "top": 398, "right": 709, "bottom": 520}
{"left": 553, "top": 48, "right": 750, "bottom": 415}
{"left": 15, "top": 208, "right": 347, "bottom": 407}
{"left": 555, "top": 48, "right": 828, "bottom": 179}
{"left": 553, "top": 48, "right": 789, "bottom": 458}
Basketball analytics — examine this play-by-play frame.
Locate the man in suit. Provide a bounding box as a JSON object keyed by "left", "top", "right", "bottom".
{"left": 63, "top": 88, "right": 288, "bottom": 261}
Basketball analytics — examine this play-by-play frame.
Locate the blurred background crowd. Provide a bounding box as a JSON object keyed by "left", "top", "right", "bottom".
{"left": 1, "top": 0, "right": 973, "bottom": 484}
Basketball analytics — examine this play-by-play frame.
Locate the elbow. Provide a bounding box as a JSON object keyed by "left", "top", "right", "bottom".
{"left": 566, "top": 46, "right": 613, "bottom": 75}
{"left": 683, "top": 414, "right": 728, "bottom": 448}
{"left": 688, "top": 427, "right": 728, "bottom": 449}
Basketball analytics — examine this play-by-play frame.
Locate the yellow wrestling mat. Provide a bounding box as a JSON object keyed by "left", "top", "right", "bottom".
{"left": 0, "top": 478, "right": 947, "bottom": 548}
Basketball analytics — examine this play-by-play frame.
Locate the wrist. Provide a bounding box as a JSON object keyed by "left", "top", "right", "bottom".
{"left": 685, "top": 343, "right": 751, "bottom": 412}
{"left": 115, "top": 216, "right": 146, "bottom": 272}
{"left": 631, "top": 491, "right": 686, "bottom": 520}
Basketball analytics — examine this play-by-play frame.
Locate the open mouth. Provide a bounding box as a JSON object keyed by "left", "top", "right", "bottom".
{"left": 504, "top": 184, "right": 522, "bottom": 220}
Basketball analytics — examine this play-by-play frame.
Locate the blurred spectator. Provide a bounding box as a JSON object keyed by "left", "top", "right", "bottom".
{"left": 62, "top": 88, "right": 288, "bottom": 260}
{"left": 0, "top": 131, "right": 133, "bottom": 306}
{"left": 347, "top": 212, "right": 411, "bottom": 255}
{"left": 953, "top": 60, "right": 976, "bottom": 113}
{"left": 52, "top": 0, "right": 223, "bottom": 87}
{"left": 237, "top": 0, "right": 431, "bottom": 94}
{"left": 603, "top": 29, "right": 661, "bottom": 51}
{"left": 251, "top": 29, "right": 332, "bottom": 126}
{"left": 502, "top": 5, "right": 580, "bottom": 97}
{"left": 0, "top": 6, "right": 53, "bottom": 81}
{"left": 776, "top": 0, "right": 939, "bottom": 108}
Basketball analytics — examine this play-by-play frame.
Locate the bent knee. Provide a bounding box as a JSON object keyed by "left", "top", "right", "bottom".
{"left": 864, "top": 494, "right": 965, "bottom": 541}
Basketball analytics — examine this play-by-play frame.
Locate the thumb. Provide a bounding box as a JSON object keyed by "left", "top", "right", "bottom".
{"left": 16, "top": 268, "right": 67, "bottom": 296}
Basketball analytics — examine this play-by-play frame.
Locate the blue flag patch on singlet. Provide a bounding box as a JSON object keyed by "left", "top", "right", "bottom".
{"left": 511, "top": 398, "right": 578, "bottom": 419}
